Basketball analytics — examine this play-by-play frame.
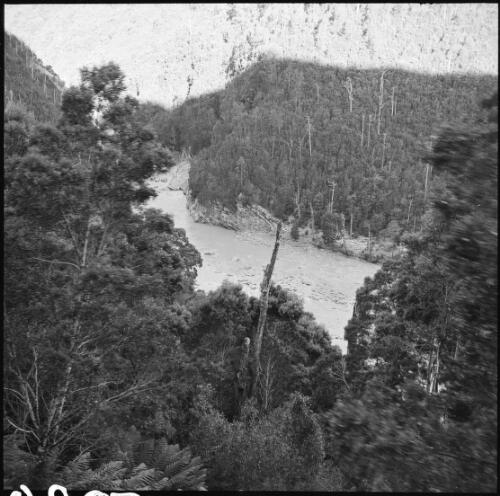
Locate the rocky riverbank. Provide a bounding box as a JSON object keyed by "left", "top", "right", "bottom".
{"left": 188, "top": 196, "right": 288, "bottom": 234}
{"left": 188, "top": 195, "right": 404, "bottom": 263}
{"left": 166, "top": 160, "right": 403, "bottom": 264}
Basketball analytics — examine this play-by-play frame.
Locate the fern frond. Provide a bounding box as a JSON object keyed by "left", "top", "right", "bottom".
{"left": 133, "top": 439, "right": 155, "bottom": 467}
{"left": 60, "top": 451, "right": 92, "bottom": 477}
{"left": 94, "top": 460, "right": 126, "bottom": 480}
{"left": 128, "top": 462, "right": 148, "bottom": 477}
{"left": 121, "top": 467, "right": 157, "bottom": 490}
{"left": 151, "top": 476, "right": 171, "bottom": 490}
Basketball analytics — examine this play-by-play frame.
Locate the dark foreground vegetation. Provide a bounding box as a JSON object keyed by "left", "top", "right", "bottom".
{"left": 4, "top": 55, "right": 497, "bottom": 491}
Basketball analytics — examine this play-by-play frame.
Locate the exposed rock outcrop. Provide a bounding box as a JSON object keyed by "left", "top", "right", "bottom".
{"left": 188, "top": 196, "right": 286, "bottom": 233}
{"left": 163, "top": 160, "right": 190, "bottom": 193}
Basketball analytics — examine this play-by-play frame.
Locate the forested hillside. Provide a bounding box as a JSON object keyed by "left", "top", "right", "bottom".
{"left": 4, "top": 31, "right": 65, "bottom": 123}
{"left": 142, "top": 59, "right": 496, "bottom": 239}
{"left": 7, "top": 4, "right": 496, "bottom": 107}
{"left": 337, "top": 93, "right": 497, "bottom": 491}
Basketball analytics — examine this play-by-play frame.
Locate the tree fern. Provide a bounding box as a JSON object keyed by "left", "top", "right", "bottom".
{"left": 119, "top": 467, "right": 157, "bottom": 490}
{"left": 58, "top": 436, "right": 207, "bottom": 490}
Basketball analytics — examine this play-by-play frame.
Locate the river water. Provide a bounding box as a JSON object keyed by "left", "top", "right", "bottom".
{"left": 146, "top": 174, "right": 380, "bottom": 353}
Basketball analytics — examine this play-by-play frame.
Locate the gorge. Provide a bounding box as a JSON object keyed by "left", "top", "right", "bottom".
{"left": 146, "top": 161, "right": 380, "bottom": 353}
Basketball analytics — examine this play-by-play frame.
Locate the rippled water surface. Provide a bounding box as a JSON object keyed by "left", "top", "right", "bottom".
{"left": 147, "top": 175, "right": 380, "bottom": 352}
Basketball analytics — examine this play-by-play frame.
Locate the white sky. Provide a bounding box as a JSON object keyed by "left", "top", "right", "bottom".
{"left": 5, "top": 4, "right": 498, "bottom": 108}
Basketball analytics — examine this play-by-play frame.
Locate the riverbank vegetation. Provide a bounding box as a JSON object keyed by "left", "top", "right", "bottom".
{"left": 4, "top": 57, "right": 497, "bottom": 491}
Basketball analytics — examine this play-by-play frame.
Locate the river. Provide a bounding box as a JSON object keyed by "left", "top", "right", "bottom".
{"left": 146, "top": 173, "right": 380, "bottom": 353}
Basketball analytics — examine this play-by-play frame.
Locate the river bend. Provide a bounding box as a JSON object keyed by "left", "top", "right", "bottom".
{"left": 146, "top": 173, "right": 380, "bottom": 353}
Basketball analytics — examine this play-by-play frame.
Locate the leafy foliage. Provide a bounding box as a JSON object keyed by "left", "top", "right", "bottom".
{"left": 337, "top": 94, "right": 497, "bottom": 491}
{"left": 56, "top": 435, "right": 207, "bottom": 491}
{"left": 3, "top": 61, "right": 200, "bottom": 487}
{"left": 189, "top": 392, "right": 332, "bottom": 490}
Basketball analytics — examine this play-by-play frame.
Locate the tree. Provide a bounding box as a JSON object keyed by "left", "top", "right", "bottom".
{"left": 4, "top": 431, "right": 207, "bottom": 491}
{"left": 4, "top": 63, "right": 200, "bottom": 486}
{"left": 170, "top": 59, "right": 495, "bottom": 243}
{"left": 249, "top": 222, "right": 281, "bottom": 399}
{"left": 189, "top": 392, "right": 326, "bottom": 491}
{"left": 338, "top": 93, "right": 497, "bottom": 491}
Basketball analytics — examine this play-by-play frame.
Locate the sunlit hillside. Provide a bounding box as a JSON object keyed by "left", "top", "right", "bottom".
{"left": 4, "top": 31, "right": 65, "bottom": 122}
{"left": 5, "top": 3, "right": 498, "bottom": 108}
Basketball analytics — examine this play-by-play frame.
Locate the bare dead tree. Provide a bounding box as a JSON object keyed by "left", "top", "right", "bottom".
{"left": 361, "top": 113, "right": 365, "bottom": 147}
{"left": 381, "top": 132, "right": 387, "bottom": 169}
{"left": 407, "top": 196, "right": 413, "bottom": 226}
{"left": 327, "top": 179, "right": 336, "bottom": 214}
{"left": 309, "top": 201, "right": 315, "bottom": 231}
{"left": 424, "top": 162, "right": 430, "bottom": 202}
{"left": 306, "top": 115, "right": 312, "bottom": 157}
{"left": 367, "top": 222, "right": 372, "bottom": 256}
{"left": 260, "top": 356, "right": 276, "bottom": 412}
{"left": 249, "top": 222, "right": 282, "bottom": 399}
{"left": 343, "top": 77, "right": 354, "bottom": 113}
{"left": 377, "top": 70, "right": 388, "bottom": 134}
{"left": 427, "top": 338, "right": 441, "bottom": 394}
{"left": 367, "top": 114, "right": 372, "bottom": 148}
{"left": 332, "top": 356, "right": 351, "bottom": 392}
{"left": 294, "top": 187, "right": 301, "bottom": 220}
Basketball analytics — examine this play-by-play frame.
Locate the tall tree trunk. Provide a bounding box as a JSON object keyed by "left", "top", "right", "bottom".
{"left": 367, "top": 115, "right": 372, "bottom": 148}
{"left": 261, "top": 357, "right": 275, "bottom": 412}
{"left": 454, "top": 336, "right": 460, "bottom": 360}
{"left": 328, "top": 181, "right": 336, "bottom": 214}
{"left": 361, "top": 113, "right": 365, "bottom": 147}
{"left": 249, "top": 222, "right": 282, "bottom": 399}
{"left": 377, "top": 70, "right": 387, "bottom": 134}
{"left": 424, "top": 162, "right": 430, "bottom": 202}
{"left": 235, "top": 337, "right": 251, "bottom": 416}
{"left": 294, "top": 187, "right": 301, "bottom": 221}
{"left": 344, "top": 77, "right": 353, "bottom": 113}
{"left": 429, "top": 339, "right": 441, "bottom": 394}
{"left": 368, "top": 224, "right": 372, "bottom": 256}
{"left": 381, "top": 132, "right": 387, "bottom": 168}
{"left": 407, "top": 197, "right": 413, "bottom": 225}
{"left": 309, "top": 201, "right": 315, "bottom": 232}
{"left": 306, "top": 115, "right": 312, "bottom": 158}
{"left": 427, "top": 348, "right": 434, "bottom": 393}
{"left": 81, "top": 218, "right": 92, "bottom": 267}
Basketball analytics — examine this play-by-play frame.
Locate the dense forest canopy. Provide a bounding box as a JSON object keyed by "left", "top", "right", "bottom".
{"left": 3, "top": 30, "right": 497, "bottom": 490}
{"left": 338, "top": 93, "right": 498, "bottom": 491}
{"left": 141, "top": 58, "right": 496, "bottom": 240}
{"left": 4, "top": 61, "right": 349, "bottom": 490}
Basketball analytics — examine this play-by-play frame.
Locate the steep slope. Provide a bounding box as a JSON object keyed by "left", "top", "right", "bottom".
{"left": 5, "top": 4, "right": 498, "bottom": 107}
{"left": 144, "top": 59, "right": 497, "bottom": 240}
{"left": 4, "top": 31, "right": 65, "bottom": 123}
